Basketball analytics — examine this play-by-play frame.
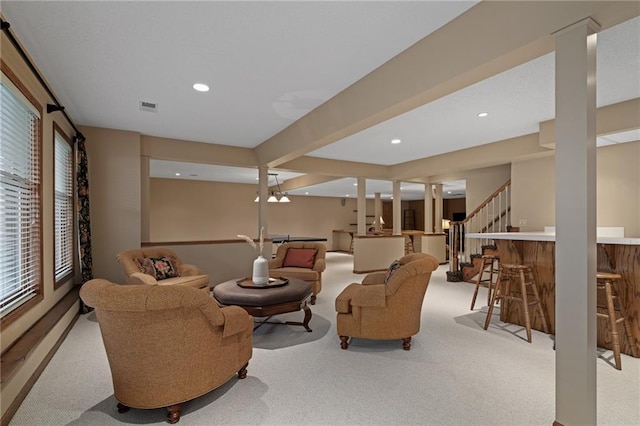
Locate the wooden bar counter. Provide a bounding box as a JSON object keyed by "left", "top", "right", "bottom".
{"left": 467, "top": 232, "right": 640, "bottom": 357}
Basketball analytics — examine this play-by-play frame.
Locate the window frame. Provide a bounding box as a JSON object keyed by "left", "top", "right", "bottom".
{"left": 0, "top": 60, "right": 44, "bottom": 328}
{"left": 53, "top": 123, "right": 75, "bottom": 288}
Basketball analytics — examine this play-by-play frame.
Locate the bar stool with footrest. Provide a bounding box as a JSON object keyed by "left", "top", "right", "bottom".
{"left": 596, "top": 272, "right": 637, "bottom": 370}
{"left": 470, "top": 255, "right": 499, "bottom": 310}
{"left": 484, "top": 263, "right": 549, "bottom": 343}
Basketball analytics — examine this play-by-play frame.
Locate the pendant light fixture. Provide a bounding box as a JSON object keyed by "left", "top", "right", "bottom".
{"left": 254, "top": 173, "right": 291, "bottom": 203}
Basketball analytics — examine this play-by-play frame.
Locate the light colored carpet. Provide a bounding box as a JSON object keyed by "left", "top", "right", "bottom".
{"left": 9, "top": 253, "right": 640, "bottom": 425}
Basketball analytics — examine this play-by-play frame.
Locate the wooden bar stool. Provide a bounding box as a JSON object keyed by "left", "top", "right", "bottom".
{"left": 484, "top": 264, "right": 549, "bottom": 343}
{"left": 404, "top": 235, "right": 415, "bottom": 255}
{"left": 596, "top": 272, "right": 636, "bottom": 370}
{"left": 348, "top": 232, "right": 354, "bottom": 254}
{"left": 470, "top": 255, "right": 499, "bottom": 310}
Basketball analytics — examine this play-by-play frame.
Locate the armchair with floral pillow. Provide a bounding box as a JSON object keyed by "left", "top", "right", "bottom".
{"left": 116, "top": 247, "right": 209, "bottom": 291}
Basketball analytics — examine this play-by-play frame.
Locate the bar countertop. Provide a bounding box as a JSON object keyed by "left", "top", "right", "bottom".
{"left": 467, "top": 232, "right": 640, "bottom": 245}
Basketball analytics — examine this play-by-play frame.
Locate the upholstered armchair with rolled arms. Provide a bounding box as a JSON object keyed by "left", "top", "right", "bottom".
{"left": 268, "top": 242, "right": 327, "bottom": 304}
{"left": 116, "top": 247, "right": 209, "bottom": 291}
{"left": 80, "top": 279, "right": 253, "bottom": 424}
{"left": 335, "top": 253, "right": 439, "bottom": 350}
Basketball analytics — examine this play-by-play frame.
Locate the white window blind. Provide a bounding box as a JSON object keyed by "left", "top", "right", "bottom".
{"left": 0, "top": 78, "right": 42, "bottom": 318}
{"left": 54, "top": 130, "right": 73, "bottom": 283}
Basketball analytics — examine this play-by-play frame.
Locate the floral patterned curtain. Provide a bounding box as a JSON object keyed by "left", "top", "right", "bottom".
{"left": 75, "top": 134, "right": 94, "bottom": 314}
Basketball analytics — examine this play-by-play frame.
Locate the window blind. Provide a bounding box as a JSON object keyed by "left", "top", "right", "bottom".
{"left": 0, "top": 79, "right": 42, "bottom": 318}
{"left": 54, "top": 131, "right": 73, "bottom": 283}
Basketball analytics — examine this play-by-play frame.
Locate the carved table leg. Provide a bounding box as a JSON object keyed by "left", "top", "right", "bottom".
{"left": 402, "top": 337, "right": 411, "bottom": 351}
{"left": 167, "top": 404, "right": 182, "bottom": 424}
{"left": 117, "top": 403, "right": 130, "bottom": 413}
{"left": 238, "top": 362, "right": 248, "bottom": 379}
{"left": 302, "top": 305, "right": 312, "bottom": 332}
{"left": 340, "top": 335, "right": 349, "bottom": 349}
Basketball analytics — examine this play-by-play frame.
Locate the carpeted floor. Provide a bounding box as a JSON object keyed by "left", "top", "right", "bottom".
{"left": 9, "top": 253, "right": 640, "bottom": 425}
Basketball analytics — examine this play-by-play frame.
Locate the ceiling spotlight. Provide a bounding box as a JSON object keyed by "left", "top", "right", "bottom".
{"left": 477, "top": 112, "right": 488, "bottom": 117}
{"left": 193, "top": 83, "right": 210, "bottom": 92}
{"left": 391, "top": 139, "right": 401, "bottom": 144}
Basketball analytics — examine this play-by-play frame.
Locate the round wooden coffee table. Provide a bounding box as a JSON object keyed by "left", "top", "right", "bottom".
{"left": 212, "top": 277, "right": 312, "bottom": 332}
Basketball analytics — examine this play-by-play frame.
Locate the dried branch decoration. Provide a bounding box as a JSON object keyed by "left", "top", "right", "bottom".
{"left": 237, "top": 234, "right": 257, "bottom": 251}
{"left": 237, "top": 227, "right": 265, "bottom": 255}
{"left": 259, "top": 227, "right": 264, "bottom": 255}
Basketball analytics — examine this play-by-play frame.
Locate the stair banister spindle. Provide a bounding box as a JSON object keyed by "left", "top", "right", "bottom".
{"left": 499, "top": 190, "right": 503, "bottom": 231}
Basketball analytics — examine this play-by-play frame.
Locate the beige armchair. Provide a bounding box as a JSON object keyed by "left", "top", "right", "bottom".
{"left": 335, "top": 253, "right": 439, "bottom": 350}
{"left": 268, "top": 242, "right": 326, "bottom": 304}
{"left": 116, "top": 247, "right": 209, "bottom": 291}
{"left": 80, "top": 279, "right": 253, "bottom": 424}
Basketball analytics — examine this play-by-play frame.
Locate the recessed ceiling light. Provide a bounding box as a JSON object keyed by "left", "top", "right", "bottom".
{"left": 305, "top": 192, "right": 309, "bottom": 195}
{"left": 193, "top": 83, "right": 210, "bottom": 92}
{"left": 175, "top": 173, "right": 181, "bottom": 176}
{"left": 448, "top": 191, "right": 452, "bottom": 194}
{"left": 477, "top": 112, "right": 488, "bottom": 117}
{"left": 391, "top": 139, "right": 401, "bottom": 144}
{"left": 353, "top": 183, "right": 358, "bottom": 186}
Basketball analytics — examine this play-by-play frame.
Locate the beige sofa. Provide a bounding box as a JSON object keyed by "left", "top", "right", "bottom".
{"left": 335, "top": 253, "right": 439, "bottom": 350}
{"left": 80, "top": 279, "right": 253, "bottom": 424}
{"left": 268, "top": 242, "right": 326, "bottom": 304}
{"left": 116, "top": 247, "right": 209, "bottom": 291}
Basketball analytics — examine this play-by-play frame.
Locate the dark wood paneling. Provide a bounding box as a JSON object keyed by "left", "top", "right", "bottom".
{"left": 492, "top": 239, "right": 639, "bottom": 357}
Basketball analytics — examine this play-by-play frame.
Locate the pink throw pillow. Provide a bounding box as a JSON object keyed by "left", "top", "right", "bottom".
{"left": 282, "top": 248, "right": 317, "bottom": 268}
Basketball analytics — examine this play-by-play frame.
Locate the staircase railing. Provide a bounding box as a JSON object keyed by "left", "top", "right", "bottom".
{"left": 447, "top": 179, "right": 511, "bottom": 280}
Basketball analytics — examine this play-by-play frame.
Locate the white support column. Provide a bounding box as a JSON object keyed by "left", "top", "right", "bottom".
{"left": 140, "top": 155, "right": 150, "bottom": 242}
{"left": 357, "top": 177, "right": 367, "bottom": 236}
{"left": 392, "top": 181, "right": 401, "bottom": 235}
{"left": 258, "top": 166, "right": 269, "bottom": 237}
{"left": 424, "top": 183, "right": 433, "bottom": 233}
{"left": 553, "top": 17, "right": 599, "bottom": 426}
{"left": 434, "top": 184, "right": 443, "bottom": 233}
{"left": 374, "top": 192, "right": 382, "bottom": 231}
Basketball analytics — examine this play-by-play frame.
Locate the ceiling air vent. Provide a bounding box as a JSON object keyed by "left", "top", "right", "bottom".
{"left": 139, "top": 101, "right": 158, "bottom": 112}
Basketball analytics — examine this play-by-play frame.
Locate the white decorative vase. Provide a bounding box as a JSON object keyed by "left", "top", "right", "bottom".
{"left": 252, "top": 255, "right": 269, "bottom": 285}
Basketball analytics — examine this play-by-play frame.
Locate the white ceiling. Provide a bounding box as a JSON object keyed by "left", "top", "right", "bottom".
{"left": 2, "top": 2, "right": 639, "bottom": 201}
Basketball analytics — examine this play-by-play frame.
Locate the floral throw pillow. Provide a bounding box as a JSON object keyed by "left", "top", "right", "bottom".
{"left": 141, "top": 257, "right": 178, "bottom": 280}
{"left": 384, "top": 260, "right": 401, "bottom": 284}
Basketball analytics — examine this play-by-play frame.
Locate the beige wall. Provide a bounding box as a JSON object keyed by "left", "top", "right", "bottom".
{"left": 464, "top": 164, "right": 511, "bottom": 214}
{"left": 511, "top": 153, "right": 556, "bottom": 231}
{"left": 597, "top": 142, "right": 640, "bottom": 236}
{"left": 511, "top": 141, "right": 640, "bottom": 236}
{"left": 82, "top": 126, "right": 143, "bottom": 282}
{"left": 353, "top": 236, "right": 405, "bottom": 273}
{"left": 149, "top": 177, "right": 374, "bottom": 247}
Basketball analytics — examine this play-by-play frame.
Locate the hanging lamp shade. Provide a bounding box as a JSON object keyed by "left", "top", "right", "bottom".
{"left": 255, "top": 173, "right": 292, "bottom": 203}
